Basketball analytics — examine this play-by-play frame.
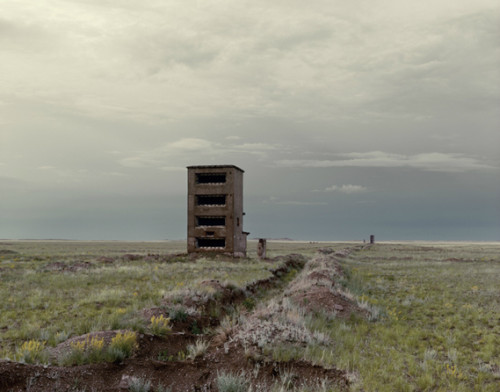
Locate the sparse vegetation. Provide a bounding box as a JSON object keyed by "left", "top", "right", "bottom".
{"left": 166, "top": 304, "right": 191, "bottom": 321}
{"left": 216, "top": 370, "right": 249, "bottom": 392}
{"left": 186, "top": 338, "right": 209, "bottom": 360}
{"left": 324, "top": 243, "right": 500, "bottom": 391}
{"left": 15, "top": 340, "right": 48, "bottom": 364}
{"left": 149, "top": 315, "right": 171, "bottom": 336}
{"left": 58, "top": 331, "right": 138, "bottom": 365}
{"left": 109, "top": 331, "right": 138, "bottom": 359}
{"left": 0, "top": 240, "right": 287, "bottom": 358}
{"left": 1, "top": 240, "right": 499, "bottom": 391}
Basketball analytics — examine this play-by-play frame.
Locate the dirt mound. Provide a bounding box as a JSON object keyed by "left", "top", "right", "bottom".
{"left": 119, "top": 253, "right": 188, "bottom": 263}
{"left": 97, "top": 256, "right": 115, "bottom": 263}
{"left": 161, "top": 254, "right": 306, "bottom": 315}
{"left": 144, "top": 253, "right": 187, "bottom": 263}
{"left": 0, "top": 345, "right": 349, "bottom": 391}
{"left": 291, "top": 286, "right": 355, "bottom": 315}
{"left": 48, "top": 330, "right": 127, "bottom": 361}
{"left": 445, "top": 257, "right": 476, "bottom": 263}
{"left": 44, "top": 261, "right": 93, "bottom": 272}
{"left": 286, "top": 249, "right": 368, "bottom": 319}
{"left": 0, "top": 249, "right": 18, "bottom": 255}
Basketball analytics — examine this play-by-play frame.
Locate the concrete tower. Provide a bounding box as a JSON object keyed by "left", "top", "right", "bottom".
{"left": 187, "top": 165, "right": 248, "bottom": 256}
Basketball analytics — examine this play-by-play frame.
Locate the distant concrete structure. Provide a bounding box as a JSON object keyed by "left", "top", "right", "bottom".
{"left": 370, "top": 235, "right": 375, "bottom": 244}
{"left": 257, "top": 238, "right": 267, "bottom": 259}
{"left": 187, "top": 165, "right": 248, "bottom": 257}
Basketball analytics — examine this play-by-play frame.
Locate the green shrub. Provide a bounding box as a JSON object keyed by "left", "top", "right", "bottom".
{"left": 191, "top": 321, "right": 202, "bottom": 335}
{"left": 242, "top": 297, "right": 256, "bottom": 311}
{"left": 157, "top": 350, "right": 173, "bottom": 361}
{"left": 168, "top": 305, "right": 188, "bottom": 322}
{"left": 86, "top": 336, "right": 106, "bottom": 362}
{"left": 59, "top": 347, "right": 85, "bottom": 366}
{"left": 59, "top": 336, "right": 106, "bottom": 365}
{"left": 106, "top": 346, "right": 128, "bottom": 363}
{"left": 54, "top": 330, "right": 71, "bottom": 345}
{"left": 59, "top": 331, "right": 137, "bottom": 365}
{"left": 110, "top": 331, "right": 138, "bottom": 357}
{"left": 15, "top": 340, "right": 48, "bottom": 364}
{"left": 149, "top": 315, "right": 171, "bottom": 336}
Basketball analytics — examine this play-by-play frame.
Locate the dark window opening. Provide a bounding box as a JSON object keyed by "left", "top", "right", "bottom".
{"left": 196, "top": 173, "right": 226, "bottom": 184}
{"left": 196, "top": 195, "right": 226, "bottom": 206}
{"left": 197, "top": 238, "right": 225, "bottom": 248}
{"left": 196, "top": 216, "right": 226, "bottom": 226}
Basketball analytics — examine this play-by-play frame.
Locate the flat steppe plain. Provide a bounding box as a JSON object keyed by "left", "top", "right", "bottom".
{"left": 0, "top": 240, "right": 499, "bottom": 391}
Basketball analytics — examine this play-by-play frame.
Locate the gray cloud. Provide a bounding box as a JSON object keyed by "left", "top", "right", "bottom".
{"left": 118, "top": 138, "right": 283, "bottom": 169}
{"left": 276, "top": 152, "right": 497, "bottom": 172}
{"left": 0, "top": 17, "right": 57, "bottom": 52}
{"left": 323, "top": 185, "right": 368, "bottom": 194}
{"left": 1, "top": 0, "right": 499, "bottom": 240}
{"left": 264, "top": 197, "right": 328, "bottom": 206}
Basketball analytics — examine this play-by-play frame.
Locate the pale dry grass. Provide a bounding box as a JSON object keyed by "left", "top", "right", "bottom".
{"left": 0, "top": 241, "right": 285, "bottom": 358}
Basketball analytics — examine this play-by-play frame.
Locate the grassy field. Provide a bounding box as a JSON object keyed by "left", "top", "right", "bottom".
{"left": 0, "top": 240, "right": 347, "bottom": 355}
{"left": 329, "top": 242, "right": 500, "bottom": 391}
{"left": 0, "top": 240, "right": 296, "bottom": 357}
{"left": 1, "top": 240, "right": 499, "bottom": 391}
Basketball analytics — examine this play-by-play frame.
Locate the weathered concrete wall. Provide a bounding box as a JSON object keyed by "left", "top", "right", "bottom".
{"left": 232, "top": 168, "right": 247, "bottom": 256}
{"left": 187, "top": 165, "right": 247, "bottom": 256}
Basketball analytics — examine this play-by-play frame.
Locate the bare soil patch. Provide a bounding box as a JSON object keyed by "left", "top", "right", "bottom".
{"left": 1, "top": 345, "right": 348, "bottom": 391}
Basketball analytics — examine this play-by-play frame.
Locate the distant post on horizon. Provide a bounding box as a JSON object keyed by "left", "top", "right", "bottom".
{"left": 257, "top": 238, "right": 267, "bottom": 259}
{"left": 370, "top": 235, "right": 375, "bottom": 244}
{"left": 187, "top": 165, "right": 248, "bottom": 257}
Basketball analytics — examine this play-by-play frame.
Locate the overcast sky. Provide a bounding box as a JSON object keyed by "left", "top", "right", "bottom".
{"left": 1, "top": 0, "right": 499, "bottom": 241}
